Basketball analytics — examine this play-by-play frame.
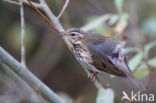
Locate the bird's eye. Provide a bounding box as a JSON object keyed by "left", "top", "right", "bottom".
{"left": 71, "top": 33, "right": 76, "bottom": 36}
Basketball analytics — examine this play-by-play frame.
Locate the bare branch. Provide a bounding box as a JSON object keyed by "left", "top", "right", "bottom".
{"left": 20, "top": 0, "right": 26, "bottom": 66}
{"left": 3, "top": 0, "right": 20, "bottom": 5}
{"left": 28, "top": 0, "right": 105, "bottom": 89}
{"left": 57, "top": 0, "right": 70, "bottom": 19}
{"left": 27, "top": 0, "right": 60, "bottom": 33}
{"left": 23, "top": 0, "right": 42, "bottom": 9}
{"left": 0, "top": 63, "right": 42, "bottom": 103}
{"left": 0, "top": 47, "right": 65, "bottom": 103}
{"left": 38, "top": 0, "right": 64, "bottom": 31}
{"left": 4, "top": 0, "right": 41, "bottom": 8}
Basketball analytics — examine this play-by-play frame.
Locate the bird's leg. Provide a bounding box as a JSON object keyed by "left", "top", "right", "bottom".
{"left": 88, "top": 72, "right": 99, "bottom": 83}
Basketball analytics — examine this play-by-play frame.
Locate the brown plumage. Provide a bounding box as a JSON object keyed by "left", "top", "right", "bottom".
{"left": 61, "top": 28, "right": 145, "bottom": 91}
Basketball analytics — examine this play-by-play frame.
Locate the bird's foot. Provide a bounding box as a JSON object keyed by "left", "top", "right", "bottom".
{"left": 88, "top": 72, "right": 99, "bottom": 83}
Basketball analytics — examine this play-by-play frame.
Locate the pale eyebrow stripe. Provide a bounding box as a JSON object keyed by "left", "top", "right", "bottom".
{"left": 71, "top": 32, "right": 81, "bottom": 35}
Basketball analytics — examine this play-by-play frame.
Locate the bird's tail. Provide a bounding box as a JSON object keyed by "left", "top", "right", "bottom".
{"left": 127, "top": 72, "right": 145, "bottom": 92}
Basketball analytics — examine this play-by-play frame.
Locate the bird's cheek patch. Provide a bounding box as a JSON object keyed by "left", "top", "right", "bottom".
{"left": 79, "top": 34, "right": 84, "bottom": 39}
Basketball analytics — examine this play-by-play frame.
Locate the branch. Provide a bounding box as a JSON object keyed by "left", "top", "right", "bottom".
{"left": 20, "top": 0, "right": 26, "bottom": 66}
{"left": 23, "top": 0, "right": 42, "bottom": 9}
{"left": 0, "top": 63, "right": 42, "bottom": 103}
{"left": 27, "top": 0, "right": 104, "bottom": 89}
{"left": 3, "top": 0, "right": 20, "bottom": 5}
{"left": 57, "top": 0, "right": 70, "bottom": 19}
{"left": 37, "top": 0, "right": 73, "bottom": 50}
{"left": 0, "top": 47, "right": 65, "bottom": 103}
{"left": 27, "top": 0, "right": 60, "bottom": 33}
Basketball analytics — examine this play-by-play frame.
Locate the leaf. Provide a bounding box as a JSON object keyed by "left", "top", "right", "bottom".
{"left": 94, "top": 23, "right": 106, "bottom": 34}
{"left": 96, "top": 88, "right": 115, "bottom": 103}
{"left": 110, "top": 74, "right": 115, "bottom": 78}
{"left": 58, "top": 92, "right": 72, "bottom": 103}
{"left": 125, "top": 47, "right": 137, "bottom": 54}
{"left": 134, "top": 69, "right": 149, "bottom": 80}
{"left": 84, "top": 16, "right": 107, "bottom": 33}
{"left": 114, "top": 0, "right": 123, "bottom": 12}
{"left": 142, "top": 17, "right": 156, "bottom": 35}
{"left": 134, "top": 63, "right": 149, "bottom": 79}
{"left": 128, "top": 53, "right": 143, "bottom": 71}
{"left": 144, "top": 41, "right": 156, "bottom": 57}
{"left": 109, "top": 15, "right": 119, "bottom": 26}
{"left": 147, "top": 58, "right": 156, "bottom": 68}
{"left": 121, "top": 13, "right": 129, "bottom": 21}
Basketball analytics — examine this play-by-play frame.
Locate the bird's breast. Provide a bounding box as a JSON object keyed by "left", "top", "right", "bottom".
{"left": 71, "top": 44, "right": 93, "bottom": 65}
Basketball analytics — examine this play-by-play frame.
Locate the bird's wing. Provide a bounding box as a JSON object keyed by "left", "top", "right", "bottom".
{"left": 86, "top": 38, "right": 127, "bottom": 77}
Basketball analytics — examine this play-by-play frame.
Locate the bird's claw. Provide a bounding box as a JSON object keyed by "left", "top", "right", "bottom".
{"left": 88, "top": 72, "right": 98, "bottom": 83}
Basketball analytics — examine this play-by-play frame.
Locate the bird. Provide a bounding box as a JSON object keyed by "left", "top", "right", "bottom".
{"left": 59, "top": 28, "right": 145, "bottom": 91}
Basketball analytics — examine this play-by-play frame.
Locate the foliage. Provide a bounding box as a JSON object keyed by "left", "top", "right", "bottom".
{"left": 126, "top": 41, "right": 156, "bottom": 79}
{"left": 96, "top": 88, "right": 115, "bottom": 103}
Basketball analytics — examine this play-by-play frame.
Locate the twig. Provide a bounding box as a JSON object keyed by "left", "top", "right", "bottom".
{"left": 57, "top": 0, "right": 70, "bottom": 19}
{"left": 0, "top": 47, "right": 65, "bottom": 103}
{"left": 3, "top": 0, "right": 20, "bottom": 5}
{"left": 27, "top": 0, "right": 104, "bottom": 89}
{"left": 0, "top": 62, "right": 42, "bottom": 103}
{"left": 27, "top": 0, "right": 60, "bottom": 33}
{"left": 38, "top": 0, "right": 64, "bottom": 31}
{"left": 20, "top": 0, "right": 26, "bottom": 66}
{"left": 2, "top": 0, "right": 111, "bottom": 102}
{"left": 23, "top": 0, "right": 42, "bottom": 9}
{"left": 36, "top": 0, "right": 73, "bottom": 52}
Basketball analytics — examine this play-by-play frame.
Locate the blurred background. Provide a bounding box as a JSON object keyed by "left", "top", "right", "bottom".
{"left": 0, "top": 0, "right": 156, "bottom": 103}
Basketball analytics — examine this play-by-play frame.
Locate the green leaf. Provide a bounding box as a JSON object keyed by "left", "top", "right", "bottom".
{"left": 114, "top": 0, "right": 123, "bottom": 12}
{"left": 121, "top": 13, "right": 129, "bottom": 21}
{"left": 109, "top": 15, "right": 119, "bottom": 25}
{"left": 110, "top": 74, "right": 115, "bottom": 78}
{"left": 94, "top": 23, "right": 106, "bottom": 34}
{"left": 134, "top": 69, "right": 149, "bottom": 80}
{"left": 142, "top": 17, "right": 156, "bottom": 35}
{"left": 96, "top": 88, "right": 115, "bottom": 103}
{"left": 128, "top": 53, "right": 143, "bottom": 71}
{"left": 137, "top": 63, "right": 148, "bottom": 70}
{"left": 125, "top": 47, "right": 137, "bottom": 54}
{"left": 58, "top": 92, "right": 72, "bottom": 103}
{"left": 144, "top": 41, "right": 156, "bottom": 57}
{"left": 134, "top": 63, "right": 149, "bottom": 79}
{"left": 85, "top": 16, "right": 107, "bottom": 33}
{"left": 147, "top": 58, "right": 156, "bottom": 68}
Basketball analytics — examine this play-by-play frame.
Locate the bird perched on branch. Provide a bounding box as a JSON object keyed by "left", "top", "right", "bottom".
{"left": 59, "top": 28, "right": 145, "bottom": 91}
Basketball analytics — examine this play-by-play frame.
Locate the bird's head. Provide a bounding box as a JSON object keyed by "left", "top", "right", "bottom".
{"left": 59, "top": 28, "right": 86, "bottom": 45}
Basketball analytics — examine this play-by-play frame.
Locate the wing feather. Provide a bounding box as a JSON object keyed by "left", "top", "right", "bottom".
{"left": 86, "top": 38, "right": 127, "bottom": 77}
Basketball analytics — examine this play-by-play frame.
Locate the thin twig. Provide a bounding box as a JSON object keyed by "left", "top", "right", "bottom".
{"left": 3, "top": 0, "right": 20, "bottom": 5}
{"left": 27, "top": 0, "right": 104, "bottom": 89}
{"left": 27, "top": 0, "right": 60, "bottom": 33}
{"left": 38, "top": 0, "right": 64, "bottom": 31}
{"left": 23, "top": 0, "right": 42, "bottom": 8}
{"left": 2, "top": 0, "right": 108, "bottom": 103}
{"left": 20, "top": 0, "right": 26, "bottom": 66}
{"left": 0, "top": 47, "right": 65, "bottom": 103}
{"left": 57, "top": 0, "right": 70, "bottom": 19}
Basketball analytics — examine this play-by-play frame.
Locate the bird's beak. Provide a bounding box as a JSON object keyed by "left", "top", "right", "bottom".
{"left": 58, "top": 32, "right": 67, "bottom": 37}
